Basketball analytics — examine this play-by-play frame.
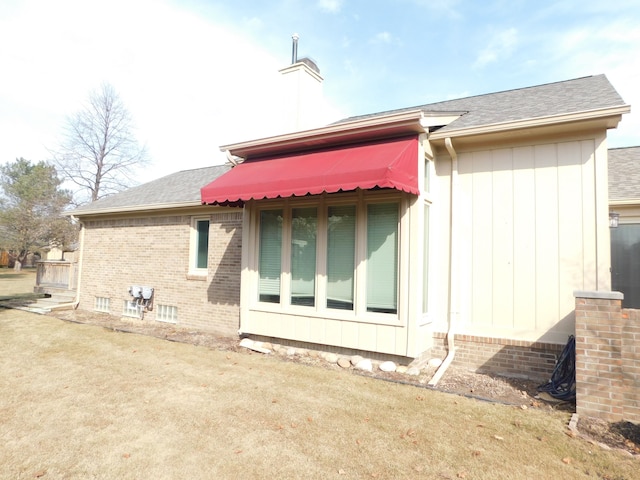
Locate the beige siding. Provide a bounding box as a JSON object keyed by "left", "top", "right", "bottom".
{"left": 512, "top": 146, "right": 537, "bottom": 331}
{"left": 440, "top": 138, "right": 602, "bottom": 343}
{"left": 79, "top": 211, "right": 242, "bottom": 335}
{"left": 244, "top": 311, "right": 407, "bottom": 355}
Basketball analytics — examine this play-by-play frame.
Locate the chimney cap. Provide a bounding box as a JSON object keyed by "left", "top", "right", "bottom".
{"left": 298, "top": 57, "right": 320, "bottom": 75}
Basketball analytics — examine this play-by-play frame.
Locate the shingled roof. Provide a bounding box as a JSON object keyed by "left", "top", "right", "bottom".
{"left": 71, "top": 164, "right": 230, "bottom": 215}
{"left": 609, "top": 146, "right": 640, "bottom": 202}
{"left": 336, "top": 74, "right": 626, "bottom": 132}
{"left": 72, "top": 75, "right": 628, "bottom": 215}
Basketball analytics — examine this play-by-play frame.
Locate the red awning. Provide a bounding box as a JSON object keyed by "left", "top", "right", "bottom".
{"left": 201, "top": 136, "right": 419, "bottom": 205}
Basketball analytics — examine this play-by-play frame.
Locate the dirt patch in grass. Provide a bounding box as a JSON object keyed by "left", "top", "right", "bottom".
{"left": 47, "top": 308, "right": 640, "bottom": 458}
{"left": 577, "top": 417, "right": 640, "bottom": 455}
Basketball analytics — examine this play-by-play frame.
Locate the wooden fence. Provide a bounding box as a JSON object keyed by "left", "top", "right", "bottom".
{"left": 35, "top": 261, "right": 77, "bottom": 291}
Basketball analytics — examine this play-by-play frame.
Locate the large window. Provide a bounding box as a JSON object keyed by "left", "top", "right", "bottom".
{"left": 255, "top": 198, "right": 400, "bottom": 317}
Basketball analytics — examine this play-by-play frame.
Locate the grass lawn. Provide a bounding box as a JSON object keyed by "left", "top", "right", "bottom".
{"left": 0, "top": 309, "right": 637, "bottom": 479}
{"left": 0, "top": 269, "right": 39, "bottom": 301}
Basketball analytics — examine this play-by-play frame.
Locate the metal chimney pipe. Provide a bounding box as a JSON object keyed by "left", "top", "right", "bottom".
{"left": 291, "top": 33, "right": 299, "bottom": 64}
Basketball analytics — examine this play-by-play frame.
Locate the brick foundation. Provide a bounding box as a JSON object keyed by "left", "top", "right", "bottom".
{"left": 430, "top": 333, "right": 564, "bottom": 381}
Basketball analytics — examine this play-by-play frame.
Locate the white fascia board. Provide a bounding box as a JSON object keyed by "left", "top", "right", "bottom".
{"left": 609, "top": 199, "right": 640, "bottom": 206}
{"left": 65, "top": 201, "right": 203, "bottom": 217}
{"left": 420, "top": 114, "right": 464, "bottom": 128}
{"left": 220, "top": 110, "right": 428, "bottom": 156}
{"left": 429, "top": 105, "right": 631, "bottom": 140}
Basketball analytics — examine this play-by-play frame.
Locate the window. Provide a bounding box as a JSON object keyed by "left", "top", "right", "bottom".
{"left": 327, "top": 205, "right": 356, "bottom": 310}
{"left": 157, "top": 304, "right": 178, "bottom": 323}
{"left": 422, "top": 155, "right": 433, "bottom": 315}
{"left": 94, "top": 296, "right": 110, "bottom": 313}
{"left": 291, "top": 207, "right": 317, "bottom": 306}
{"left": 366, "top": 203, "right": 398, "bottom": 314}
{"left": 422, "top": 204, "right": 430, "bottom": 314}
{"left": 190, "top": 217, "right": 210, "bottom": 274}
{"left": 258, "top": 210, "right": 283, "bottom": 303}
{"left": 123, "top": 300, "right": 141, "bottom": 318}
{"left": 255, "top": 197, "right": 400, "bottom": 317}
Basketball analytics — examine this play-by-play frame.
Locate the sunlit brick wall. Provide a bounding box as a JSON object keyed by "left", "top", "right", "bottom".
{"left": 430, "top": 333, "right": 562, "bottom": 382}
{"left": 79, "top": 210, "right": 242, "bottom": 336}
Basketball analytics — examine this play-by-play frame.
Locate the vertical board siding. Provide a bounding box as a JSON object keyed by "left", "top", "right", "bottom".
{"left": 534, "top": 143, "right": 561, "bottom": 332}
{"left": 557, "top": 142, "right": 586, "bottom": 325}
{"left": 457, "top": 139, "right": 596, "bottom": 341}
{"left": 470, "top": 151, "right": 494, "bottom": 326}
{"left": 580, "top": 140, "right": 598, "bottom": 291}
{"left": 512, "top": 146, "right": 537, "bottom": 331}
{"left": 492, "top": 149, "right": 515, "bottom": 329}
{"left": 245, "top": 312, "right": 407, "bottom": 355}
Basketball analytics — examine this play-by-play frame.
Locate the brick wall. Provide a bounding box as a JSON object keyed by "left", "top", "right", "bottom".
{"left": 574, "top": 291, "right": 640, "bottom": 423}
{"left": 430, "top": 333, "right": 563, "bottom": 381}
{"left": 79, "top": 210, "right": 242, "bottom": 336}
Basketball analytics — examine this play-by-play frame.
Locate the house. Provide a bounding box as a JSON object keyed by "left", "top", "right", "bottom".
{"left": 608, "top": 146, "right": 640, "bottom": 308}
{"left": 69, "top": 67, "right": 629, "bottom": 380}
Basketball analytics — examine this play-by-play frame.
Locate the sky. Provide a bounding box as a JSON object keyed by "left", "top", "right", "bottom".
{"left": 1, "top": 0, "right": 639, "bottom": 186}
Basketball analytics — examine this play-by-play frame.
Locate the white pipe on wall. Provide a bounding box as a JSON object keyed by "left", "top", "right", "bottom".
{"left": 429, "top": 137, "right": 459, "bottom": 386}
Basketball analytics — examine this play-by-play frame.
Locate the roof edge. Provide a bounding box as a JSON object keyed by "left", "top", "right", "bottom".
{"left": 609, "top": 199, "right": 640, "bottom": 207}
{"left": 67, "top": 201, "right": 204, "bottom": 217}
{"left": 221, "top": 110, "right": 429, "bottom": 158}
{"left": 429, "top": 105, "right": 630, "bottom": 140}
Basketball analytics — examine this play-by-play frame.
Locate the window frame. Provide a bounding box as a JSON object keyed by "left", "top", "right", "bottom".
{"left": 123, "top": 299, "right": 141, "bottom": 318}
{"left": 189, "top": 216, "right": 211, "bottom": 276}
{"left": 156, "top": 304, "right": 178, "bottom": 323}
{"left": 94, "top": 296, "right": 110, "bottom": 313}
{"left": 249, "top": 191, "right": 406, "bottom": 326}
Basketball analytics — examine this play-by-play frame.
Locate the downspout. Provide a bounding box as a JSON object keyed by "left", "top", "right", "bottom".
{"left": 428, "top": 137, "right": 458, "bottom": 386}
{"left": 49, "top": 218, "right": 84, "bottom": 310}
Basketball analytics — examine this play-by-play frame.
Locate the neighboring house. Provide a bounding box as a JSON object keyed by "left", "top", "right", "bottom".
{"left": 70, "top": 69, "right": 629, "bottom": 380}
{"left": 608, "top": 146, "right": 640, "bottom": 308}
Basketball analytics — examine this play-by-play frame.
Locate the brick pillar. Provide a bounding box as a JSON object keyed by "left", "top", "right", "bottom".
{"left": 621, "top": 309, "right": 640, "bottom": 422}
{"left": 573, "top": 291, "right": 624, "bottom": 422}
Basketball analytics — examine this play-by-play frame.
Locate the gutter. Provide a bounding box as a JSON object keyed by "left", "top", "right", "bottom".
{"left": 428, "top": 137, "right": 458, "bottom": 386}
{"left": 65, "top": 201, "right": 204, "bottom": 217}
{"left": 48, "top": 218, "right": 84, "bottom": 311}
{"left": 429, "top": 105, "right": 630, "bottom": 141}
{"left": 221, "top": 110, "right": 431, "bottom": 158}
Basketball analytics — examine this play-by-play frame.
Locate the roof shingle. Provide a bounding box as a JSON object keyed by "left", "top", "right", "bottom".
{"left": 71, "top": 165, "right": 230, "bottom": 214}
{"left": 337, "top": 74, "right": 626, "bottom": 132}
{"left": 609, "top": 146, "right": 640, "bottom": 201}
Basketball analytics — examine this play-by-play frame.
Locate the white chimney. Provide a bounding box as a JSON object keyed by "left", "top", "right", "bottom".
{"left": 278, "top": 34, "right": 325, "bottom": 132}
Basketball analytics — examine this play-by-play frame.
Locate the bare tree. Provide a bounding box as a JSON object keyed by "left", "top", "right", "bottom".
{"left": 52, "top": 83, "right": 149, "bottom": 204}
